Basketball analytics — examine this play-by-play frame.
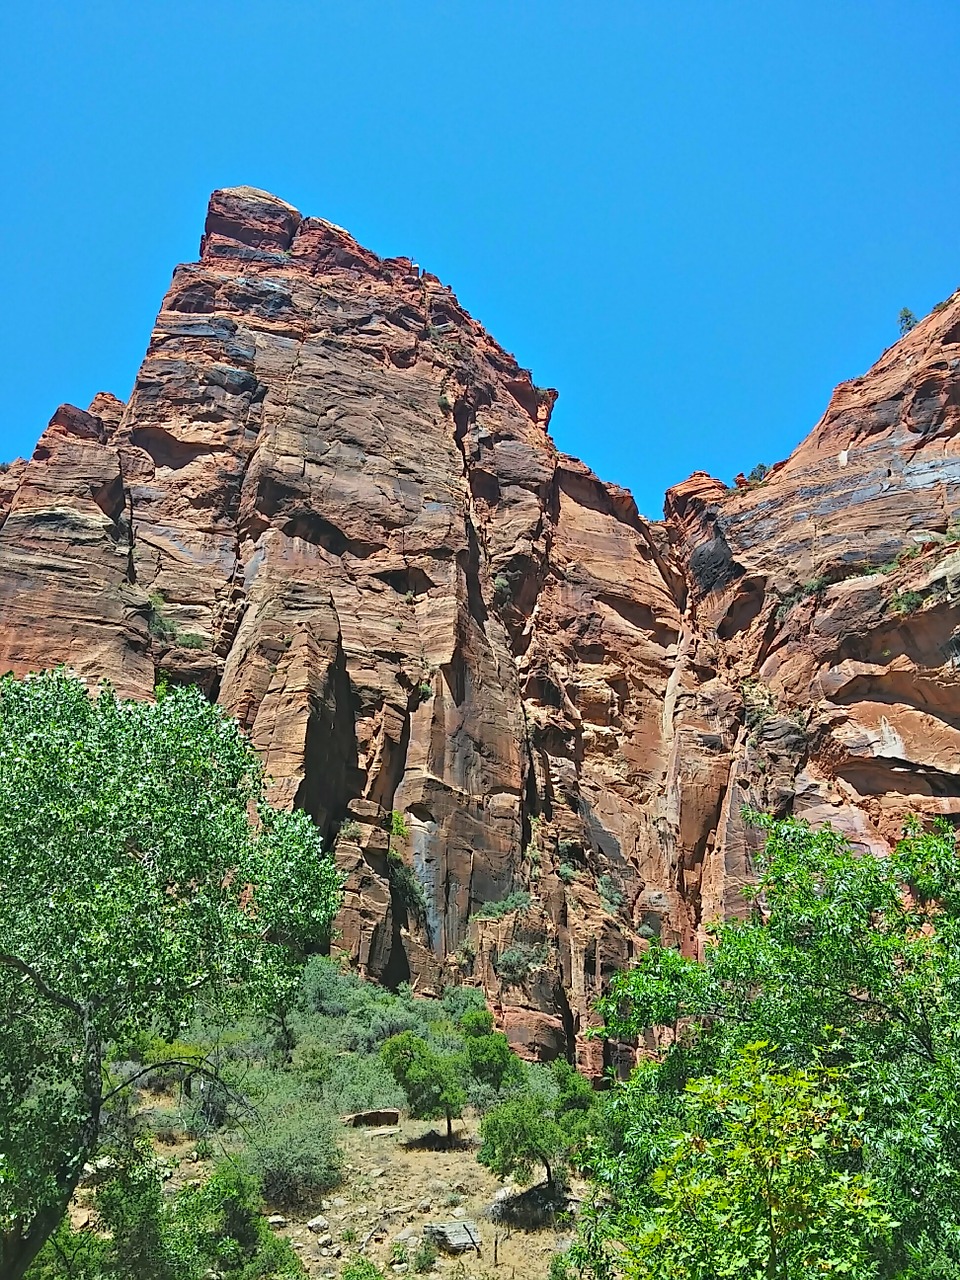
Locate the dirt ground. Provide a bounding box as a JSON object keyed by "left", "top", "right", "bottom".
{"left": 168, "top": 1113, "right": 577, "bottom": 1279}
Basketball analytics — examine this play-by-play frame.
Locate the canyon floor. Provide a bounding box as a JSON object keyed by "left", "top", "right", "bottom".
{"left": 155, "top": 1114, "right": 574, "bottom": 1280}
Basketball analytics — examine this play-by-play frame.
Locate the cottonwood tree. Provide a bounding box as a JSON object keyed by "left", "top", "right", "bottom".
{"left": 578, "top": 812, "right": 960, "bottom": 1279}
{"left": 478, "top": 1057, "right": 598, "bottom": 1189}
{"left": 381, "top": 1031, "right": 467, "bottom": 1144}
{"left": 0, "top": 671, "right": 342, "bottom": 1280}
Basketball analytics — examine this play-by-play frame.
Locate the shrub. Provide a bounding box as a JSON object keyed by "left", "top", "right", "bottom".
{"left": 412, "top": 1238, "right": 438, "bottom": 1273}
{"left": 389, "top": 810, "right": 409, "bottom": 840}
{"left": 341, "top": 1259, "right": 385, "bottom": 1280}
{"left": 494, "top": 944, "right": 547, "bottom": 986}
{"left": 549, "top": 1254, "right": 576, "bottom": 1280}
{"left": 389, "top": 860, "right": 428, "bottom": 921}
{"left": 147, "top": 590, "right": 179, "bottom": 641}
{"left": 746, "top": 463, "right": 770, "bottom": 484}
{"left": 597, "top": 875, "right": 623, "bottom": 913}
{"left": 492, "top": 573, "right": 511, "bottom": 605}
{"left": 241, "top": 1080, "right": 342, "bottom": 1206}
{"left": 471, "top": 891, "right": 531, "bottom": 921}
{"left": 891, "top": 589, "right": 923, "bottom": 615}
{"left": 899, "top": 306, "right": 919, "bottom": 336}
{"left": 339, "top": 819, "right": 362, "bottom": 841}
{"left": 177, "top": 632, "right": 207, "bottom": 650}
{"left": 417, "top": 680, "right": 432, "bottom": 699}
{"left": 557, "top": 863, "right": 578, "bottom": 885}
{"left": 29, "top": 1156, "right": 305, "bottom": 1280}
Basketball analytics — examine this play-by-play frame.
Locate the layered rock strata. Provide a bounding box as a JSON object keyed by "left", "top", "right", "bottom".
{"left": 2, "top": 186, "right": 959, "bottom": 1063}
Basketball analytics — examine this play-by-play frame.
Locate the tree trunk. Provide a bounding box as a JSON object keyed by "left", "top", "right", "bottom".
{"left": 2, "top": 1006, "right": 102, "bottom": 1279}
{"left": 544, "top": 1159, "right": 553, "bottom": 1186}
{"left": 446, "top": 1108, "right": 453, "bottom": 1145}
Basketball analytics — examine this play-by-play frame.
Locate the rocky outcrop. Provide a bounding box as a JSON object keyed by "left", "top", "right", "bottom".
{"left": 2, "top": 186, "right": 960, "bottom": 1064}
{"left": 664, "top": 291, "right": 960, "bottom": 936}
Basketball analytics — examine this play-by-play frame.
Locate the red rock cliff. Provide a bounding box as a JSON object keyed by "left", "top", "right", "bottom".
{"left": 2, "top": 186, "right": 959, "bottom": 1064}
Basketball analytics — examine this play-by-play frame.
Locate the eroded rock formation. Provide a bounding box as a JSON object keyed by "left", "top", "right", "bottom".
{"left": 2, "top": 186, "right": 959, "bottom": 1064}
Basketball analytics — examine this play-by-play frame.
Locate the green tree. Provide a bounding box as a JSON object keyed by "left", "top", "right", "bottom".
{"left": 459, "top": 1009, "right": 524, "bottom": 1094}
{"left": 478, "top": 1059, "right": 598, "bottom": 1187}
{"left": 0, "top": 671, "right": 342, "bottom": 1280}
{"left": 381, "top": 1030, "right": 467, "bottom": 1144}
{"left": 899, "top": 306, "right": 919, "bottom": 336}
{"left": 581, "top": 813, "right": 960, "bottom": 1278}
{"left": 479, "top": 1093, "right": 568, "bottom": 1186}
{"left": 614, "top": 1044, "right": 892, "bottom": 1280}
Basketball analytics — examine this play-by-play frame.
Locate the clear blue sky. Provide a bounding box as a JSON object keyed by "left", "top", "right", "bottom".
{"left": 2, "top": 1, "right": 958, "bottom": 517}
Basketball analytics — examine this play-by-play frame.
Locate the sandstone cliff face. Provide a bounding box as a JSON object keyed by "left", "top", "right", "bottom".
{"left": 664, "top": 295, "right": 960, "bottom": 939}
{"left": 2, "top": 186, "right": 959, "bottom": 1064}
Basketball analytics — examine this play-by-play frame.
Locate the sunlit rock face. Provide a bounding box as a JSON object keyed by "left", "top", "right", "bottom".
{"left": 2, "top": 186, "right": 959, "bottom": 1064}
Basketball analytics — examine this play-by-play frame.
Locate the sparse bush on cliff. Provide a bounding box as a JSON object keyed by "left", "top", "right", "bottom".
{"left": 389, "top": 858, "right": 429, "bottom": 921}
{"left": 147, "top": 588, "right": 179, "bottom": 640}
{"left": 471, "top": 890, "right": 531, "bottom": 921}
{"left": 597, "top": 874, "right": 623, "bottom": 913}
{"left": 890, "top": 588, "right": 923, "bottom": 615}
{"left": 494, "top": 942, "right": 548, "bottom": 986}
{"left": 899, "top": 306, "right": 919, "bottom": 335}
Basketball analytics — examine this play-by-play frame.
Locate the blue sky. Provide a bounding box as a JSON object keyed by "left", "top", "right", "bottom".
{"left": 1, "top": 1, "right": 958, "bottom": 517}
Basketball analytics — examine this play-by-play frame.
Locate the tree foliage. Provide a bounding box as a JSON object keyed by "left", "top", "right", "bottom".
{"left": 613, "top": 1044, "right": 892, "bottom": 1279}
{"left": 899, "top": 306, "right": 919, "bottom": 336}
{"left": 381, "top": 1031, "right": 467, "bottom": 1143}
{"left": 579, "top": 813, "right": 960, "bottom": 1278}
{"left": 478, "top": 1058, "right": 599, "bottom": 1187}
{"left": 29, "top": 1151, "right": 304, "bottom": 1280}
{"left": 0, "top": 671, "right": 342, "bottom": 1279}
{"left": 460, "top": 1008, "right": 524, "bottom": 1094}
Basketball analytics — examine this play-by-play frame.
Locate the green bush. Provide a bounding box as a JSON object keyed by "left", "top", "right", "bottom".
{"left": 597, "top": 875, "right": 623, "bottom": 913}
{"left": 341, "top": 1259, "right": 385, "bottom": 1280}
{"left": 557, "top": 863, "right": 578, "bottom": 884}
{"left": 244, "top": 1097, "right": 342, "bottom": 1207}
{"left": 891, "top": 589, "right": 923, "bottom": 615}
{"left": 412, "top": 1238, "right": 438, "bottom": 1273}
{"left": 495, "top": 943, "right": 547, "bottom": 986}
{"left": 492, "top": 573, "right": 512, "bottom": 605}
{"left": 389, "top": 860, "right": 428, "bottom": 920}
{"left": 472, "top": 891, "right": 531, "bottom": 921}
{"left": 177, "top": 632, "right": 207, "bottom": 650}
{"left": 28, "top": 1157, "right": 305, "bottom": 1280}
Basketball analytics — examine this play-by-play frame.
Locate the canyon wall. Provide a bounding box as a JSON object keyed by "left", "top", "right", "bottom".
{"left": 2, "top": 186, "right": 959, "bottom": 1065}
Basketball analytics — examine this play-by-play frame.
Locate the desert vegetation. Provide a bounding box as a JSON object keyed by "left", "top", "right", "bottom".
{"left": 7, "top": 670, "right": 960, "bottom": 1279}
